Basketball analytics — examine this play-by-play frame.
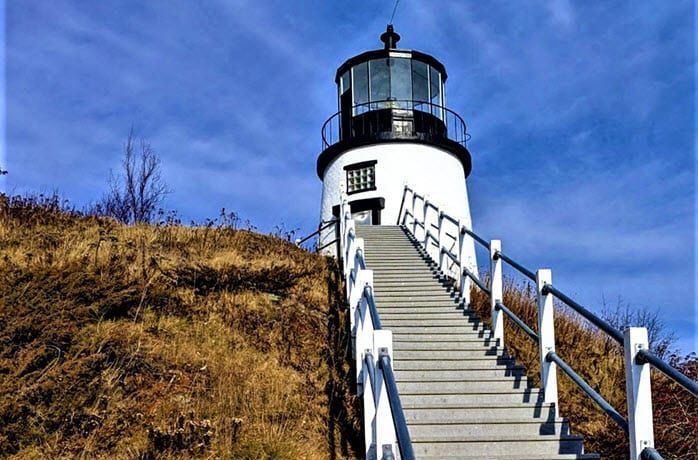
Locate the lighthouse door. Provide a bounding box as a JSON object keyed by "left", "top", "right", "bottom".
{"left": 332, "top": 197, "right": 384, "bottom": 227}
{"left": 348, "top": 198, "right": 384, "bottom": 226}
{"left": 352, "top": 209, "right": 373, "bottom": 225}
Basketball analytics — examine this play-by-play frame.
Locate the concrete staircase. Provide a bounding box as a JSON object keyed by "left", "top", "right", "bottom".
{"left": 356, "top": 225, "right": 599, "bottom": 460}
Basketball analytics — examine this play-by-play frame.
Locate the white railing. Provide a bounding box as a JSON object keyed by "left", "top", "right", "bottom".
{"left": 339, "top": 191, "right": 415, "bottom": 460}
{"left": 397, "top": 185, "right": 697, "bottom": 460}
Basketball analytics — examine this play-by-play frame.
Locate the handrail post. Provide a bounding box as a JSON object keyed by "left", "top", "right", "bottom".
{"left": 373, "top": 330, "right": 397, "bottom": 459}
{"left": 437, "top": 211, "right": 445, "bottom": 272}
{"left": 422, "top": 196, "right": 430, "bottom": 252}
{"left": 362, "top": 349, "right": 377, "bottom": 460}
{"left": 624, "top": 327, "right": 655, "bottom": 460}
{"left": 411, "top": 191, "right": 417, "bottom": 236}
{"left": 352, "top": 270, "right": 373, "bottom": 379}
{"left": 490, "top": 240, "right": 504, "bottom": 347}
{"left": 346, "top": 237, "right": 364, "bottom": 302}
{"left": 536, "top": 269, "right": 558, "bottom": 415}
{"left": 344, "top": 220, "right": 355, "bottom": 268}
{"left": 401, "top": 185, "right": 411, "bottom": 226}
{"left": 458, "top": 224, "right": 471, "bottom": 307}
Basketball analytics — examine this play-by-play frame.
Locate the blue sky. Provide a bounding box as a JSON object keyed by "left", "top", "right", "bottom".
{"left": 4, "top": 1, "right": 695, "bottom": 353}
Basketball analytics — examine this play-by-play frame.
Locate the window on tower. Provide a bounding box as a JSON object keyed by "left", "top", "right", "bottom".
{"left": 344, "top": 161, "right": 377, "bottom": 194}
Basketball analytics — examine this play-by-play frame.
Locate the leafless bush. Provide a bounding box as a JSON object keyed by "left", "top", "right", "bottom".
{"left": 601, "top": 297, "right": 676, "bottom": 358}
{"left": 97, "top": 129, "right": 169, "bottom": 224}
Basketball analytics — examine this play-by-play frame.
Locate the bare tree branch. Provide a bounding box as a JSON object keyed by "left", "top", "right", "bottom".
{"left": 99, "top": 129, "right": 169, "bottom": 224}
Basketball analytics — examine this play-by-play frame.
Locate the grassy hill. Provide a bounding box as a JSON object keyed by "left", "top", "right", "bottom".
{"left": 0, "top": 195, "right": 694, "bottom": 459}
{"left": 0, "top": 196, "right": 361, "bottom": 459}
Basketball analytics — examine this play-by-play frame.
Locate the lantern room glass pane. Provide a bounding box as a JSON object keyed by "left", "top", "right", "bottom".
{"left": 412, "top": 60, "right": 429, "bottom": 104}
{"left": 390, "top": 58, "right": 412, "bottom": 108}
{"left": 352, "top": 61, "right": 369, "bottom": 112}
{"left": 369, "top": 58, "right": 390, "bottom": 109}
{"left": 430, "top": 66, "right": 443, "bottom": 118}
{"left": 341, "top": 71, "right": 350, "bottom": 94}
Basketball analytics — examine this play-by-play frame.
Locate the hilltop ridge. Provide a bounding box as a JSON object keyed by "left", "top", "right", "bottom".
{"left": 0, "top": 196, "right": 695, "bottom": 459}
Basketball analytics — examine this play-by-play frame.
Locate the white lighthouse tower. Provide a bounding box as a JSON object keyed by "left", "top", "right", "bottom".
{"left": 318, "top": 26, "right": 476, "bottom": 268}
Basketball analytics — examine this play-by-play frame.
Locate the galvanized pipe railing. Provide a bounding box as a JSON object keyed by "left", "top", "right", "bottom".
{"left": 546, "top": 351, "right": 629, "bottom": 431}
{"left": 296, "top": 218, "right": 338, "bottom": 250}
{"left": 397, "top": 184, "right": 697, "bottom": 460}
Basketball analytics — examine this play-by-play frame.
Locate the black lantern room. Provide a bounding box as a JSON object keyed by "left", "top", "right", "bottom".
{"left": 317, "top": 25, "right": 471, "bottom": 178}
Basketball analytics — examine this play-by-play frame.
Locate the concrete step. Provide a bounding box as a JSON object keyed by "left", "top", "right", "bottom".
{"left": 408, "top": 419, "right": 570, "bottom": 438}
{"left": 403, "top": 402, "right": 557, "bottom": 421}
{"left": 381, "top": 318, "right": 483, "bottom": 327}
{"left": 373, "top": 273, "right": 441, "bottom": 280}
{"left": 363, "top": 244, "right": 417, "bottom": 248}
{"left": 396, "top": 351, "right": 503, "bottom": 362}
{"left": 380, "top": 312, "right": 474, "bottom": 320}
{"left": 376, "top": 298, "right": 463, "bottom": 306}
{"left": 365, "top": 260, "right": 433, "bottom": 266}
{"left": 373, "top": 290, "right": 458, "bottom": 299}
{"left": 392, "top": 340, "right": 496, "bottom": 350}
{"left": 366, "top": 268, "right": 436, "bottom": 274}
{"left": 398, "top": 379, "right": 533, "bottom": 393}
{"left": 395, "top": 349, "right": 503, "bottom": 360}
{"left": 393, "top": 334, "right": 496, "bottom": 344}
{"left": 379, "top": 308, "right": 470, "bottom": 316}
{"left": 393, "top": 358, "right": 515, "bottom": 371}
{"left": 399, "top": 389, "right": 543, "bottom": 405}
{"left": 395, "top": 368, "right": 527, "bottom": 380}
{"left": 378, "top": 301, "right": 463, "bottom": 308}
{"left": 375, "top": 290, "right": 457, "bottom": 297}
{"left": 393, "top": 341, "right": 496, "bottom": 351}
{"left": 411, "top": 435, "right": 585, "bottom": 457}
{"left": 373, "top": 280, "right": 451, "bottom": 288}
{"left": 389, "top": 325, "right": 489, "bottom": 335}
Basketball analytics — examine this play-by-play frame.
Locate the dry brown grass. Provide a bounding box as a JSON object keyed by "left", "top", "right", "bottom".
{"left": 0, "top": 195, "right": 361, "bottom": 459}
{"left": 470, "top": 279, "right": 697, "bottom": 459}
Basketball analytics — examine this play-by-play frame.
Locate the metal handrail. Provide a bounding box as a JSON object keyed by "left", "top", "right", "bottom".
{"left": 440, "top": 211, "right": 459, "bottom": 226}
{"left": 364, "top": 352, "right": 378, "bottom": 403}
{"left": 636, "top": 349, "right": 698, "bottom": 397}
{"left": 425, "top": 230, "right": 438, "bottom": 243}
{"left": 378, "top": 352, "right": 416, "bottom": 460}
{"left": 546, "top": 351, "right": 629, "bottom": 432}
{"left": 425, "top": 201, "right": 439, "bottom": 211}
{"left": 463, "top": 267, "right": 491, "bottom": 296}
{"left": 495, "top": 301, "right": 538, "bottom": 344}
{"left": 641, "top": 448, "right": 664, "bottom": 460}
{"left": 461, "top": 226, "right": 490, "bottom": 249}
{"left": 542, "top": 284, "right": 624, "bottom": 344}
{"left": 317, "top": 238, "right": 339, "bottom": 252}
{"left": 494, "top": 250, "right": 536, "bottom": 282}
{"left": 321, "top": 99, "right": 470, "bottom": 149}
{"left": 296, "top": 218, "right": 338, "bottom": 246}
{"left": 363, "top": 285, "right": 383, "bottom": 330}
{"left": 441, "top": 247, "right": 458, "bottom": 264}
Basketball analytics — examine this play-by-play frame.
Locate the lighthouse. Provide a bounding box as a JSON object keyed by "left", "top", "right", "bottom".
{"left": 318, "top": 25, "right": 476, "bottom": 267}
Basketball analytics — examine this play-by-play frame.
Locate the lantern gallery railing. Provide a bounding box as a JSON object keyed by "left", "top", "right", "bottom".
{"left": 321, "top": 99, "right": 470, "bottom": 150}
{"left": 397, "top": 185, "right": 698, "bottom": 460}
{"left": 339, "top": 194, "right": 415, "bottom": 460}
